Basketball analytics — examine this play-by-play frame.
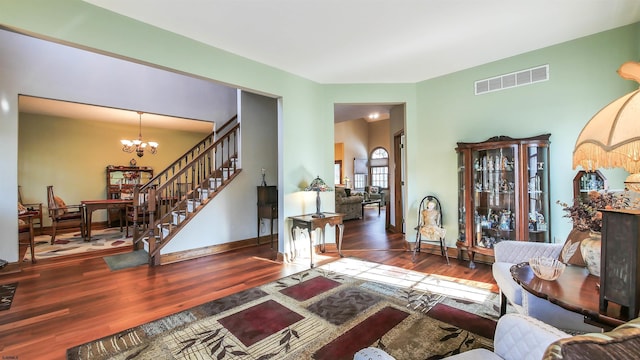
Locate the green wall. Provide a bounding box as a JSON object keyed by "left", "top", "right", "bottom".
{"left": 18, "top": 113, "right": 209, "bottom": 225}
{"left": 1, "top": 0, "right": 639, "bottom": 263}
{"left": 411, "top": 24, "right": 639, "bottom": 243}
{"left": 0, "top": 0, "right": 330, "bottom": 262}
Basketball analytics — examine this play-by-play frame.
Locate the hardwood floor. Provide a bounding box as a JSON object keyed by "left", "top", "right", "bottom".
{"left": 0, "top": 207, "right": 495, "bottom": 359}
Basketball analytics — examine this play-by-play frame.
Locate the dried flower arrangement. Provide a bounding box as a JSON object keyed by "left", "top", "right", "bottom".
{"left": 556, "top": 191, "right": 631, "bottom": 232}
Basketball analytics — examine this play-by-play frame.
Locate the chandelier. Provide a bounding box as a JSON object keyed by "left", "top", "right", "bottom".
{"left": 120, "top": 111, "right": 158, "bottom": 157}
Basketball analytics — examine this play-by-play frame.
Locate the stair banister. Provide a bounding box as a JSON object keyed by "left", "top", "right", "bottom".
{"left": 131, "top": 120, "right": 240, "bottom": 265}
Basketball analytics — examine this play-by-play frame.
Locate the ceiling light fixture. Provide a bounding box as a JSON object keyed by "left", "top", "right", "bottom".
{"left": 120, "top": 111, "right": 158, "bottom": 157}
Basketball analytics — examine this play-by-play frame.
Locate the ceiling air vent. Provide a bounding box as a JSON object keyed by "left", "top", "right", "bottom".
{"left": 475, "top": 64, "right": 549, "bottom": 95}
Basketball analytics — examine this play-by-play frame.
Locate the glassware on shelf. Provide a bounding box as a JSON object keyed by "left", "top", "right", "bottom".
{"left": 456, "top": 134, "right": 551, "bottom": 268}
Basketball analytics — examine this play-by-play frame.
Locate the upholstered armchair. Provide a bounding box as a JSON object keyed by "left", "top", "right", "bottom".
{"left": 18, "top": 186, "right": 43, "bottom": 235}
{"left": 355, "top": 313, "right": 570, "bottom": 360}
{"left": 356, "top": 314, "right": 640, "bottom": 360}
{"left": 364, "top": 185, "right": 385, "bottom": 206}
{"left": 335, "top": 187, "right": 363, "bottom": 220}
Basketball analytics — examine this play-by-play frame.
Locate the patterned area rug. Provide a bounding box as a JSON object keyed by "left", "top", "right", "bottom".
{"left": 0, "top": 283, "right": 18, "bottom": 311}
{"left": 24, "top": 228, "right": 132, "bottom": 262}
{"left": 67, "top": 258, "right": 499, "bottom": 360}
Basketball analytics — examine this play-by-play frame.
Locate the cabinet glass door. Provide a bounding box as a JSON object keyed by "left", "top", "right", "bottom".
{"left": 472, "top": 146, "right": 517, "bottom": 249}
{"left": 573, "top": 170, "right": 605, "bottom": 201}
{"left": 527, "top": 145, "right": 550, "bottom": 242}
{"left": 457, "top": 152, "right": 466, "bottom": 244}
{"left": 107, "top": 166, "right": 153, "bottom": 200}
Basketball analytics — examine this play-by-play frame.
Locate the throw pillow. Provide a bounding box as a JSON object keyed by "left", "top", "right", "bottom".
{"left": 369, "top": 186, "right": 379, "bottom": 194}
{"left": 558, "top": 229, "right": 590, "bottom": 267}
{"left": 543, "top": 317, "right": 640, "bottom": 359}
{"left": 18, "top": 202, "right": 27, "bottom": 214}
{"left": 53, "top": 196, "right": 68, "bottom": 216}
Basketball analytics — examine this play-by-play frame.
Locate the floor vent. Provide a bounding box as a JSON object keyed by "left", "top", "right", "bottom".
{"left": 475, "top": 64, "right": 549, "bottom": 95}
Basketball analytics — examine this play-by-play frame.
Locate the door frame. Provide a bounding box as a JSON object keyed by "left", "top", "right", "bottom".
{"left": 393, "top": 131, "right": 405, "bottom": 233}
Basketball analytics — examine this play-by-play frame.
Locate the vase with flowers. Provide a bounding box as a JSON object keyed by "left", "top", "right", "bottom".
{"left": 557, "top": 191, "right": 630, "bottom": 276}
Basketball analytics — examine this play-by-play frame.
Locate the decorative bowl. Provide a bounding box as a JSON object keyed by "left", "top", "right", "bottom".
{"left": 529, "top": 256, "right": 566, "bottom": 281}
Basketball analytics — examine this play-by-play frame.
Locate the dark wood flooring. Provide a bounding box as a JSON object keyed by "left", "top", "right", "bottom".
{"left": 0, "top": 207, "right": 495, "bottom": 359}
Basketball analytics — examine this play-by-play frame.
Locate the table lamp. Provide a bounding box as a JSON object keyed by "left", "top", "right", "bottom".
{"left": 573, "top": 61, "right": 640, "bottom": 189}
{"left": 305, "top": 175, "right": 332, "bottom": 218}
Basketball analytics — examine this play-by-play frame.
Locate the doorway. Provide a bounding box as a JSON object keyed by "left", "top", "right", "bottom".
{"left": 333, "top": 103, "right": 406, "bottom": 249}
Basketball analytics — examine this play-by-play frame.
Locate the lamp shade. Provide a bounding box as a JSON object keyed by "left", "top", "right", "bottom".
{"left": 573, "top": 61, "right": 640, "bottom": 174}
{"left": 304, "top": 176, "right": 331, "bottom": 192}
{"left": 304, "top": 176, "right": 332, "bottom": 218}
{"left": 573, "top": 88, "right": 640, "bottom": 173}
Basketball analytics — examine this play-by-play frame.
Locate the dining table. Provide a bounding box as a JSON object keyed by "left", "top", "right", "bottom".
{"left": 81, "top": 199, "right": 133, "bottom": 241}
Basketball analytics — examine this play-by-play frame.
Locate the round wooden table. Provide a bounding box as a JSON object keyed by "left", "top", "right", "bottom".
{"left": 511, "top": 262, "right": 626, "bottom": 329}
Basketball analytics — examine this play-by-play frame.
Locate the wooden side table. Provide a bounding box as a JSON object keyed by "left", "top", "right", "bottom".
{"left": 289, "top": 212, "right": 344, "bottom": 268}
{"left": 21, "top": 203, "right": 43, "bottom": 235}
{"left": 257, "top": 186, "right": 278, "bottom": 248}
{"left": 511, "top": 262, "right": 625, "bottom": 329}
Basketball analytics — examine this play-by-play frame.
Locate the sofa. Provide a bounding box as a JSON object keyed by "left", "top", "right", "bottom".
{"left": 364, "top": 185, "right": 385, "bottom": 206}
{"left": 493, "top": 240, "right": 602, "bottom": 333}
{"left": 354, "top": 313, "right": 640, "bottom": 360}
{"left": 335, "top": 187, "right": 363, "bottom": 220}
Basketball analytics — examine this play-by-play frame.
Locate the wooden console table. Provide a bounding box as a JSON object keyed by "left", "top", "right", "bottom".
{"left": 511, "top": 262, "right": 626, "bottom": 329}
{"left": 81, "top": 199, "right": 133, "bottom": 241}
{"left": 289, "top": 212, "right": 344, "bottom": 268}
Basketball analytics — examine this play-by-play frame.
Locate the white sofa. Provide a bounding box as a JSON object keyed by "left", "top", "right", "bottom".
{"left": 354, "top": 313, "right": 570, "bottom": 360}
{"left": 355, "top": 313, "right": 640, "bottom": 360}
{"left": 492, "top": 241, "right": 602, "bottom": 333}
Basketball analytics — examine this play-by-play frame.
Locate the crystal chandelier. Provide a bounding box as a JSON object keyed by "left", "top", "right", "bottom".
{"left": 120, "top": 111, "right": 158, "bottom": 157}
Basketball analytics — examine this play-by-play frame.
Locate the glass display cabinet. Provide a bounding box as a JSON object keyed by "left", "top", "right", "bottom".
{"left": 573, "top": 170, "right": 606, "bottom": 200}
{"left": 456, "top": 134, "right": 551, "bottom": 268}
{"left": 106, "top": 165, "right": 154, "bottom": 200}
{"left": 106, "top": 165, "right": 153, "bottom": 226}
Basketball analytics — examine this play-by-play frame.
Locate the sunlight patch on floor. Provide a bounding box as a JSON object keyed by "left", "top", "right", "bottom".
{"left": 323, "top": 257, "right": 493, "bottom": 303}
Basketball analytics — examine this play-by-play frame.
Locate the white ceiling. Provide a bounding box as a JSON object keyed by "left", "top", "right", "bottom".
{"left": 334, "top": 103, "right": 396, "bottom": 124}
{"left": 22, "top": 1, "right": 640, "bottom": 124}
{"left": 83, "top": 0, "right": 640, "bottom": 84}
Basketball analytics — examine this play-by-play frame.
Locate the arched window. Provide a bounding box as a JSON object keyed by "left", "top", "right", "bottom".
{"left": 370, "top": 147, "right": 389, "bottom": 188}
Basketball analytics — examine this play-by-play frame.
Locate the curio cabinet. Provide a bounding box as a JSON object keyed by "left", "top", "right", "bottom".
{"left": 456, "top": 134, "right": 551, "bottom": 268}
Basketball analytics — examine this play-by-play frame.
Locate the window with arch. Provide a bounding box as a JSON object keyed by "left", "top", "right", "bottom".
{"left": 370, "top": 147, "right": 389, "bottom": 189}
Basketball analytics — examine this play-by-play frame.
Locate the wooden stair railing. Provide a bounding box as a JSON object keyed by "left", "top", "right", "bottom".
{"left": 130, "top": 116, "right": 240, "bottom": 265}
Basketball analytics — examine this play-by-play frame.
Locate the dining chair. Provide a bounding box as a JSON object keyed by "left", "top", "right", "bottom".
{"left": 46, "top": 185, "right": 85, "bottom": 244}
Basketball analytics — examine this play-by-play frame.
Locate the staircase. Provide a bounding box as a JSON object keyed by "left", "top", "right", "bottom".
{"left": 130, "top": 116, "right": 240, "bottom": 265}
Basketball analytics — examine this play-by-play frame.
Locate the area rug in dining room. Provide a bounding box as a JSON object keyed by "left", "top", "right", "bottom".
{"left": 67, "top": 258, "right": 498, "bottom": 360}
{"left": 24, "top": 228, "right": 132, "bottom": 262}
{"left": 0, "top": 282, "right": 18, "bottom": 311}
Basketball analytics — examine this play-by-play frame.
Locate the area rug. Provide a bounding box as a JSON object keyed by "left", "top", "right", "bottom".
{"left": 67, "top": 258, "right": 498, "bottom": 360}
{"left": 0, "top": 283, "right": 18, "bottom": 311}
{"left": 104, "top": 250, "right": 149, "bottom": 271}
{"left": 23, "top": 228, "right": 132, "bottom": 262}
